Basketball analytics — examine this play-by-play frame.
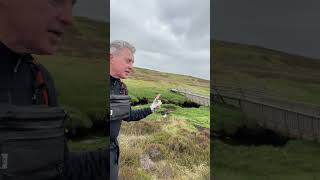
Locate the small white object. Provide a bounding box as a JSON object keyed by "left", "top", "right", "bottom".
{"left": 150, "top": 94, "right": 162, "bottom": 112}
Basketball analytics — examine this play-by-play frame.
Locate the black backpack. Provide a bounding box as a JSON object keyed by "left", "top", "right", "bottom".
{"left": 0, "top": 104, "right": 66, "bottom": 180}
{"left": 0, "top": 59, "right": 66, "bottom": 180}
{"left": 109, "top": 95, "right": 131, "bottom": 121}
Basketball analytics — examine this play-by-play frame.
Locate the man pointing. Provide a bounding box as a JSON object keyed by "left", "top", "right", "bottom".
{"left": 109, "top": 40, "right": 162, "bottom": 180}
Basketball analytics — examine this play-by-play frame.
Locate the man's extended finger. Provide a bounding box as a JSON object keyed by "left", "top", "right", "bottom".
{"left": 155, "top": 94, "right": 161, "bottom": 100}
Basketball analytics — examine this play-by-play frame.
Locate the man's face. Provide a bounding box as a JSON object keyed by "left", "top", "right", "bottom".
{"left": 2, "top": 0, "right": 74, "bottom": 54}
{"left": 110, "top": 48, "right": 134, "bottom": 79}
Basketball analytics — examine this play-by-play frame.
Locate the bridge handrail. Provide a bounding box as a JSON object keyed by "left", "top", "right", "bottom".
{"left": 213, "top": 84, "right": 320, "bottom": 118}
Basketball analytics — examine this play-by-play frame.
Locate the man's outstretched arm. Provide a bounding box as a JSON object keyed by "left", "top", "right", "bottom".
{"left": 124, "top": 94, "right": 162, "bottom": 121}
{"left": 124, "top": 107, "right": 153, "bottom": 121}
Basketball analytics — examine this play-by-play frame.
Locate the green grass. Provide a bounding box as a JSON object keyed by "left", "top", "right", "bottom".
{"left": 212, "top": 40, "right": 320, "bottom": 105}
{"left": 124, "top": 79, "right": 188, "bottom": 104}
{"left": 129, "top": 67, "right": 210, "bottom": 96}
{"left": 57, "top": 16, "right": 109, "bottom": 58}
{"left": 214, "top": 139, "right": 320, "bottom": 180}
{"left": 173, "top": 106, "right": 210, "bottom": 128}
{"left": 213, "top": 103, "right": 252, "bottom": 134}
{"left": 37, "top": 55, "right": 106, "bottom": 130}
{"left": 134, "top": 103, "right": 210, "bottom": 129}
{"left": 214, "top": 106, "right": 320, "bottom": 180}
{"left": 124, "top": 68, "right": 210, "bottom": 104}
{"left": 119, "top": 88, "right": 210, "bottom": 180}
{"left": 68, "top": 137, "right": 106, "bottom": 151}
{"left": 38, "top": 55, "right": 106, "bottom": 112}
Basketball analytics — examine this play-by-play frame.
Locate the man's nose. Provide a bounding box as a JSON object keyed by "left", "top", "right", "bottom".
{"left": 128, "top": 64, "right": 133, "bottom": 70}
{"left": 58, "top": 6, "right": 73, "bottom": 26}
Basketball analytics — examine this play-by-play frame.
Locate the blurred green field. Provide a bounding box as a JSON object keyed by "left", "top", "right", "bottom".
{"left": 213, "top": 40, "right": 320, "bottom": 104}
{"left": 34, "top": 17, "right": 109, "bottom": 153}
{"left": 39, "top": 55, "right": 106, "bottom": 111}
{"left": 214, "top": 139, "right": 320, "bottom": 180}
{"left": 213, "top": 40, "right": 320, "bottom": 179}
{"left": 213, "top": 103, "right": 320, "bottom": 180}
{"left": 68, "top": 136, "right": 106, "bottom": 151}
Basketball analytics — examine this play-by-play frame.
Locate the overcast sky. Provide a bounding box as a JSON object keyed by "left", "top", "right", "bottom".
{"left": 73, "top": 0, "right": 109, "bottom": 22}
{"left": 213, "top": 0, "right": 320, "bottom": 59}
{"left": 111, "top": 0, "right": 210, "bottom": 80}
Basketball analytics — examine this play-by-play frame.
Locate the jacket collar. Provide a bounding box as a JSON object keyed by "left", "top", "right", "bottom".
{"left": 110, "top": 75, "right": 121, "bottom": 82}
{"left": 0, "top": 41, "right": 34, "bottom": 70}
{"left": 0, "top": 41, "right": 21, "bottom": 59}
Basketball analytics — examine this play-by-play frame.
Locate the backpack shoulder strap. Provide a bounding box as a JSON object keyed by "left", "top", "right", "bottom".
{"left": 120, "top": 81, "right": 128, "bottom": 95}
{"left": 28, "top": 59, "right": 49, "bottom": 105}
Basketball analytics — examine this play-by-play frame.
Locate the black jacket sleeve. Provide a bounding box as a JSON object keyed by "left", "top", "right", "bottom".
{"left": 63, "top": 149, "right": 109, "bottom": 180}
{"left": 124, "top": 107, "right": 153, "bottom": 121}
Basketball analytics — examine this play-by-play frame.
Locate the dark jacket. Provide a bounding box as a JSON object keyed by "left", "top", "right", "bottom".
{"left": 109, "top": 75, "right": 152, "bottom": 140}
{"left": 0, "top": 42, "right": 108, "bottom": 180}
{"left": 109, "top": 75, "right": 152, "bottom": 180}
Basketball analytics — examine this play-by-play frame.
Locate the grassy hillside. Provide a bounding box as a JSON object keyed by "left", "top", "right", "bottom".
{"left": 37, "top": 17, "right": 210, "bottom": 179}
{"left": 212, "top": 40, "right": 320, "bottom": 104}
{"left": 130, "top": 67, "right": 210, "bottom": 97}
{"left": 119, "top": 53, "right": 210, "bottom": 180}
{"left": 213, "top": 40, "right": 320, "bottom": 180}
{"left": 57, "top": 16, "right": 109, "bottom": 58}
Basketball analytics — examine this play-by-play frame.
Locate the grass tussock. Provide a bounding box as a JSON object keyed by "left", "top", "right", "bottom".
{"left": 119, "top": 116, "right": 210, "bottom": 180}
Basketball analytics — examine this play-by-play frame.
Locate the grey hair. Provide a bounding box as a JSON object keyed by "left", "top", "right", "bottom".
{"left": 110, "top": 40, "right": 136, "bottom": 55}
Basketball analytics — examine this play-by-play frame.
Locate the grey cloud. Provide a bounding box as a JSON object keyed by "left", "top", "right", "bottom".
{"left": 111, "top": 0, "right": 210, "bottom": 79}
{"left": 213, "top": 0, "right": 320, "bottom": 59}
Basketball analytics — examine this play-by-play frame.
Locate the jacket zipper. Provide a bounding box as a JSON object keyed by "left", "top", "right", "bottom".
{"left": 8, "top": 57, "right": 22, "bottom": 105}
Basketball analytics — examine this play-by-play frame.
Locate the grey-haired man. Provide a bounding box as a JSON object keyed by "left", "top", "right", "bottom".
{"left": 109, "top": 40, "right": 162, "bottom": 179}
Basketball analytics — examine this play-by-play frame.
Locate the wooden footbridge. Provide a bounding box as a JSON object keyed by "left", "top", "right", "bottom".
{"left": 171, "top": 88, "right": 210, "bottom": 106}
{"left": 213, "top": 83, "right": 320, "bottom": 142}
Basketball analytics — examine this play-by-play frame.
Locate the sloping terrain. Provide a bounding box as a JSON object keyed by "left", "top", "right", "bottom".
{"left": 213, "top": 40, "right": 320, "bottom": 180}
